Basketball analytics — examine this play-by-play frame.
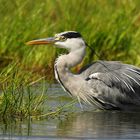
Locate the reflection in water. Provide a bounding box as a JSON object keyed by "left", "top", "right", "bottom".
{"left": 0, "top": 118, "right": 31, "bottom": 137}
{"left": 57, "top": 111, "right": 140, "bottom": 138}
{"left": 1, "top": 111, "right": 140, "bottom": 139}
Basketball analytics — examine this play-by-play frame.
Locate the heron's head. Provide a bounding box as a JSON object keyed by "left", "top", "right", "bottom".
{"left": 26, "top": 31, "right": 87, "bottom": 52}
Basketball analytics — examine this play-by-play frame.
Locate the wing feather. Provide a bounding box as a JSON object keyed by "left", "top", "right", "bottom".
{"left": 80, "top": 60, "right": 140, "bottom": 109}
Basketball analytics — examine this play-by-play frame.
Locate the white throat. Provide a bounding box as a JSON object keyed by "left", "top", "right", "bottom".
{"left": 55, "top": 47, "right": 86, "bottom": 69}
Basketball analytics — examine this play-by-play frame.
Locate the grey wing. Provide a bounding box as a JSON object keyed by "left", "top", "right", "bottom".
{"left": 80, "top": 60, "right": 140, "bottom": 110}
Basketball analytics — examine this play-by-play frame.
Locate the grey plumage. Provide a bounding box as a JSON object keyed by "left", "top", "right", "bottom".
{"left": 80, "top": 60, "right": 140, "bottom": 110}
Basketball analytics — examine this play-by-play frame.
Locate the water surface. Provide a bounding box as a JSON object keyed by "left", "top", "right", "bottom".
{"left": 0, "top": 84, "right": 140, "bottom": 139}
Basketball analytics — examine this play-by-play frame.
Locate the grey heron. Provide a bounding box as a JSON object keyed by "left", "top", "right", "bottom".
{"left": 26, "top": 31, "right": 140, "bottom": 111}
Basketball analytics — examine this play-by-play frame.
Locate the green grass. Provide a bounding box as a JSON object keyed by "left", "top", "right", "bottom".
{"left": 1, "top": 0, "right": 140, "bottom": 72}
{"left": 1, "top": 0, "right": 140, "bottom": 119}
{"left": 0, "top": 63, "right": 47, "bottom": 119}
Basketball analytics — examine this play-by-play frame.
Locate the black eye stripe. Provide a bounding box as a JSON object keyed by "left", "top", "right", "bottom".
{"left": 61, "top": 32, "right": 82, "bottom": 38}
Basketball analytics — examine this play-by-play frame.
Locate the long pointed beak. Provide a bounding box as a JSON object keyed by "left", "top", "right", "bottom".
{"left": 26, "top": 37, "right": 56, "bottom": 45}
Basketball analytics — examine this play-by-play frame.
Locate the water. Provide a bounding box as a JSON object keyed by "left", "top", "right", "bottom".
{"left": 1, "top": 84, "right": 140, "bottom": 139}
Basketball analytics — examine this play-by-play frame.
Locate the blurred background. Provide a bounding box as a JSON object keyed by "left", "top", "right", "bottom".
{"left": 0, "top": 0, "right": 140, "bottom": 80}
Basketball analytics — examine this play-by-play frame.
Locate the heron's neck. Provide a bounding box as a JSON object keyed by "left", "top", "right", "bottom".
{"left": 54, "top": 47, "right": 86, "bottom": 96}
{"left": 55, "top": 47, "right": 86, "bottom": 70}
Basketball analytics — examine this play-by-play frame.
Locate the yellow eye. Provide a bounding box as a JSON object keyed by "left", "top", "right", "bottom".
{"left": 60, "top": 36, "right": 67, "bottom": 41}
